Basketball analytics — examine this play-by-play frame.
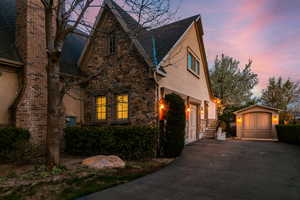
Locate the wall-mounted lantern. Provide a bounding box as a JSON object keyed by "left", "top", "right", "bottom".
{"left": 272, "top": 115, "right": 279, "bottom": 123}
{"left": 186, "top": 105, "right": 191, "bottom": 120}
{"left": 159, "top": 99, "right": 166, "bottom": 120}
{"left": 237, "top": 116, "right": 242, "bottom": 123}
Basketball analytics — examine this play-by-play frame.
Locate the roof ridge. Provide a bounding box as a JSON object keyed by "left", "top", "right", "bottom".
{"left": 150, "top": 14, "right": 200, "bottom": 31}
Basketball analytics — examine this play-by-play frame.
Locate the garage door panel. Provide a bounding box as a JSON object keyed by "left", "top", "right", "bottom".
{"left": 242, "top": 112, "right": 272, "bottom": 139}
{"left": 243, "top": 130, "right": 272, "bottom": 138}
{"left": 256, "top": 113, "right": 271, "bottom": 129}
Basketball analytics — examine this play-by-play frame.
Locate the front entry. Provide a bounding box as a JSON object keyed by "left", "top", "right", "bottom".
{"left": 186, "top": 104, "right": 197, "bottom": 144}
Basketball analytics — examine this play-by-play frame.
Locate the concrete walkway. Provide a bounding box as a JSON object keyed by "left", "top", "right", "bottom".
{"left": 78, "top": 140, "right": 300, "bottom": 200}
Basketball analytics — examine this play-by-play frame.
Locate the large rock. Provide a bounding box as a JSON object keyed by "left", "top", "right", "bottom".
{"left": 82, "top": 155, "right": 126, "bottom": 169}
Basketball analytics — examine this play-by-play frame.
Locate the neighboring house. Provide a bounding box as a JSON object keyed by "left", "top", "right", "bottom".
{"left": 234, "top": 105, "right": 280, "bottom": 140}
{"left": 0, "top": 0, "right": 217, "bottom": 145}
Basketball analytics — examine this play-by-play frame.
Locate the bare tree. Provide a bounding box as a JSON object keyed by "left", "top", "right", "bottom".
{"left": 38, "top": 0, "right": 175, "bottom": 168}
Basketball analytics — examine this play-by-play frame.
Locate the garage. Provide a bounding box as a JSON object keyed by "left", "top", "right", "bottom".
{"left": 234, "top": 105, "right": 280, "bottom": 140}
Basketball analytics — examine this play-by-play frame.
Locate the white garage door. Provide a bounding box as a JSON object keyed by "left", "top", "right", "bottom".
{"left": 242, "top": 112, "right": 272, "bottom": 138}
{"left": 186, "top": 105, "right": 197, "bottom": 144}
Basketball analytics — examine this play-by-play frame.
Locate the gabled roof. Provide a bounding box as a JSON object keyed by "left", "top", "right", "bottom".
{"left": 0, "top": 0, "right": 86, "bottom": 74}
{"left": 79, "top": 0, "right": 200, "bottom": 69}
{"left": 138, "top": 15, "right": 200, "bottom": 64}
{"left": 60, "top": 32, "right": 87, "bottom": 75}
{"left": 0, "top": 0, "right": 21, "bottom": 62}
{"left": 234, "top": 105, "right": 281, "bottom": 114}
{"left": 79, "top": 0, "right": 216, "bottom": 100}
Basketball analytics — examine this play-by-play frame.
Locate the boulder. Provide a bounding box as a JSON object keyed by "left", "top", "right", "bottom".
{"left": 82, "top": 155, "right": 126, "bottom": 169}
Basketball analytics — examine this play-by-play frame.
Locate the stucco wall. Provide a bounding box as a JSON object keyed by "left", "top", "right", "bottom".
{"left": 158, "top": 22, "right": 216, "bottom": 119}
{"left": 0, "top": 68, "right": 19, "bottom": 125}
{"left": 63, "top": 88, "right": 83, "bottom": 123}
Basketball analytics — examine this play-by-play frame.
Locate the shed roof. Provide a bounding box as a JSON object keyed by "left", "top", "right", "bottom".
{"left": 234, "top": 105, "right": 281, "bottom": 114}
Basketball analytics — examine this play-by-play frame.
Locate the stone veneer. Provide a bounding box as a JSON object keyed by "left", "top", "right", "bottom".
{"left": 15, "top": 0, "right": 48, "bottom": 144}
{"left": 80, "top": 8, "right": 157, "bottom": 126}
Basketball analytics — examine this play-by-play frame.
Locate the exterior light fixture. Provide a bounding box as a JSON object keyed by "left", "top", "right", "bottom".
{"left": 159, "top": 100, "right": 166, "bottom": 120}
{"left": 215, "top": 99, "right": 221, "bottom": 104}
{"left": 237, "top": 117, "right": 242, "bottom": 123}
{"left": 272, "top": 115, "right": 278, "bottom": 123}
{"left": 186, "top": 107, "right": 191, "bottom": 112}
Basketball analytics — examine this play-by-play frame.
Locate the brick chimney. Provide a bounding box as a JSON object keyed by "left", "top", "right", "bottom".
{"left": 15, "top": 0, "right": 48, "bottom": 144}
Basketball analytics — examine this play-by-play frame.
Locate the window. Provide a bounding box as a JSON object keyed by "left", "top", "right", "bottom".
{"left": 109, "top": 33, "right": 116, "bottom": 55}
{"left": 188, "top": 53, "right": 193, "bottom": 70}
{"left": 195, "top": 60, "right": 200, "bottom": 75}
{"left": 187, "top": 51, "right": 200, "bottom": 76}
{"left": 116, "top": 95, "right": 128, "bottom": 120}
{"left": 96, "top": 96, "right": 107, "bottom": 120}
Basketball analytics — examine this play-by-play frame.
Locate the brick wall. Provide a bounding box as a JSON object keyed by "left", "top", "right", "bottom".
{"left": 81, "top": 9, "right": 157, "bottom": 126}
{"left": 15, "top": 0, "right": 48, "bottom": 144}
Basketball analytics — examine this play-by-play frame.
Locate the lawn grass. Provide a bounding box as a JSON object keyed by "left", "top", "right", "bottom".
{"left": 0, "top": 159, "right": 173, "bottom": 200}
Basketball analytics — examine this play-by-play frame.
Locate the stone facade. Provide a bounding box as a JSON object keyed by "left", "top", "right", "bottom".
{"left": 80, "top": 9, "right": 157, "bottom": 126}
{"left": 15, "top": 0, "right": 48, "bottom": 144}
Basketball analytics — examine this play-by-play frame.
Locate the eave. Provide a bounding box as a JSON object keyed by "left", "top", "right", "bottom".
{"left": 0, "top": 57, "right": 24, "bottom": 68}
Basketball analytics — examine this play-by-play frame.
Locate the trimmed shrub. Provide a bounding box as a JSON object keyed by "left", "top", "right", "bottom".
{"left": 276, "top": 125, "right": 300, "bottom": 144}
{"left": 64, "top": 126, "right": 158, "bottom": 160}
{"left": 0, "top": 127, "right": 31, "bottom": 161}
{"left": 162, "top": 93, "right": 186, "bottom": 158}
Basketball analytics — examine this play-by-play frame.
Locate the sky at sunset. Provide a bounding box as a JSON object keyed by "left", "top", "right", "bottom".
{"left": 88, "top": 0, "right": 300, "bottom": 95}
{"left": 174, "top": 0, "right": 300, "bottom": 94}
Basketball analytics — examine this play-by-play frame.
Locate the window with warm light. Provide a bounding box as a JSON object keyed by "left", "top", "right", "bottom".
{"left": 117, "top": 95, "right": 128, "bottom": 120}
{"left": 96, "top": 96, "right": 107, "bottom": 120}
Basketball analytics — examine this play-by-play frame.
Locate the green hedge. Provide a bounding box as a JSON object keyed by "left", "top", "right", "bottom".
{"left": 276, "top": 125, "right": 300, "bottom": 144}
{"left": 162, "top": 93, "right": 186, "bottom": 158}
{"left": 0, "top": 127, "right": 31, "bottom": 160}
{"left": 64, "top": 126, "right": 158, "bottom": 160}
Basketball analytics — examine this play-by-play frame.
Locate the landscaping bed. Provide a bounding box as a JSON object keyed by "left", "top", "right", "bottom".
{"left": 276, "top": 124, "right": 300, "bottom": 144}
{"left": 0, "top": 156, "right": 173, "bottom": 200}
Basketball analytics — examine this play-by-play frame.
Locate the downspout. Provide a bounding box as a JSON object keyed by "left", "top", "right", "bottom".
{"left": 151, "top": 36, "right": 160, "bottom": 125}
{"left": 9, "top": 67, "right": 26, "bottom": 126}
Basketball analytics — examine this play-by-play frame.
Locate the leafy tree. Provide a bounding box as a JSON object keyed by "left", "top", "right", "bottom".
{"left": 261, "top": 77, "right": 300, "bottom": 110}
{"left": 210, "top": 54, "right": 258, "bottom": 107}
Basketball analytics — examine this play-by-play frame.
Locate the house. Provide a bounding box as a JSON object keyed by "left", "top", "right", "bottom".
{"left": 234, "top": 105, "right": 280, "bottom": 140}
{"left": 0, "top": 0, "right": 217, "bottom": 145}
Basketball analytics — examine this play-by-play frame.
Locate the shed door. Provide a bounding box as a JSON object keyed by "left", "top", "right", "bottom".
{"left": 242, "top": 112, "right": 272, "bottom": 138}
{"left": 187, "top": 105, "right": 197, "bottom": 144}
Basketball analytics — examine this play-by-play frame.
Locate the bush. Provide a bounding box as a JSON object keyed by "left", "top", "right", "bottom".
{"left": 0, "top": 127, "right": 31, "bottom": 161}
{"left": 276, "top": 125, "right": 300, "bottom": 144}
{"left": 64, "top": 126, "right": 158, "bottom": 160}
{"left": 162, "top": 93, "right": 186, "bottom": 158}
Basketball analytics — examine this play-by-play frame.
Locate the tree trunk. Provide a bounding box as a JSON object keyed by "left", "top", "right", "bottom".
{"left": 46, "top": 54, "right": 65, "bottom": 168}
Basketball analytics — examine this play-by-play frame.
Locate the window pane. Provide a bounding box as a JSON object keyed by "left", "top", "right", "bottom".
{"left": 96, "top": 96, "right": 106, "bottom": 120}
{"left": 188, "top": 53, "right": 193, "bottom": 69}
{"left": 195, "top": 60, "right": 200, "bottom": 75}
{"left": 117, "top": 95, "right": 128, "bottom": 120}
{"left": 191, "top": 56, "right": 196, "bottom": 71}
{"left": 109, "top": 34, "right": 116, "bottom": 54}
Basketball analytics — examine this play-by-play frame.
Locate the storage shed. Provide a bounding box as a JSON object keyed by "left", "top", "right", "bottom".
{"left": 234, "top": 105, "right": 280, "bottom": 139}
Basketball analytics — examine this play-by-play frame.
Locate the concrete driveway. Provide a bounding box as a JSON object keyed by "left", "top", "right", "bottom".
{"left": 79, "top": 140, "right": 300, "bottom": 200}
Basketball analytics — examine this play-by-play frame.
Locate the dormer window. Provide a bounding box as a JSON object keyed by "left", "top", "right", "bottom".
{"left": 187, "top": 50, "right": 200, "bottom": 76}
{"left": 108, "top": 33, "right": 116, "bottom": 55}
